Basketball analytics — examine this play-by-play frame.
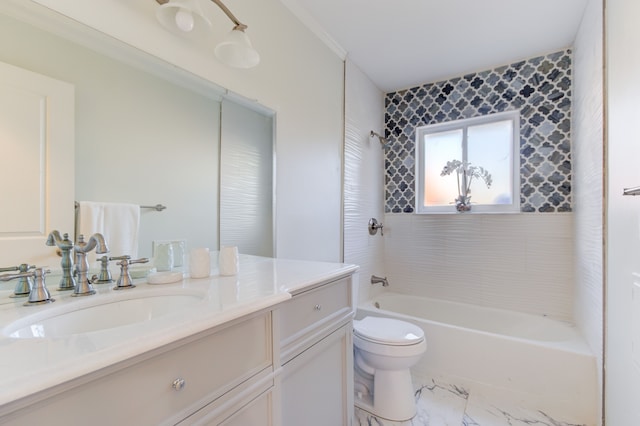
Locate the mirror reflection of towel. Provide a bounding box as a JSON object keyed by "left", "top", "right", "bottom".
{"left": 76, "top": 201, "right": 140, "bottom": 262}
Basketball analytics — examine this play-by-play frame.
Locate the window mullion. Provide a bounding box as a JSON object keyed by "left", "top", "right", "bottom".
{"left": 461, "top": 126, "right": 468, "bottom": 197}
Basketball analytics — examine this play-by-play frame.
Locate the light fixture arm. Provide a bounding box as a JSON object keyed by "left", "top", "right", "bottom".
{"left": 211, "top": 0, "right": 247, "bottom": 31}
{"left": 155, "top": 0, "right": 248, "bottom": 31}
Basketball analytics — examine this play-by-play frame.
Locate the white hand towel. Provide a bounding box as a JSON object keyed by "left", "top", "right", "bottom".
{"left": 76, "top": 201, "right": 140, "bottom": 263}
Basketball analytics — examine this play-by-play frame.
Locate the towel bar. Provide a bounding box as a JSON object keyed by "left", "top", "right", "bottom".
{"left": 74, "top": 202, "right": 166, "bottom": 211}
{"left": 141, "top": 204, "right": 167, "bottom": 211}
{"left": 623, "top": 186, "right": 640, "bottom": 196}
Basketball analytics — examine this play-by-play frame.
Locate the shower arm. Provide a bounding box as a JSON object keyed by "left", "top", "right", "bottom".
{"left": 370, "top": 130, "right": 389, "bottom": 148}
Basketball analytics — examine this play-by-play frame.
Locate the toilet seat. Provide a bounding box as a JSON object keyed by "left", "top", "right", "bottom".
{"left": 354, "top": 317, "right": 424, "bottom": 346}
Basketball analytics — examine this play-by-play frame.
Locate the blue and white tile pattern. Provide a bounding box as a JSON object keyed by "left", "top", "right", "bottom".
{"left": 384, "top": 50, "right": 573, "bottom": 214}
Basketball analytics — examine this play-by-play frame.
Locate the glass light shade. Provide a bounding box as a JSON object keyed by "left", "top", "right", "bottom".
{"left": 174, "top": 9, "right": 195, "bottom": 32}
{"left": 214, "top": 29, "right": 260, "bottom": 69}
{"left": 156, "top": 0, "right": 212, "bottom": 40}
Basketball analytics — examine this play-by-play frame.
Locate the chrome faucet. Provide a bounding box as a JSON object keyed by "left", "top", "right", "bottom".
{"left": 110, "top": 255, "right": 149, "bottom": 290}
{"left": 0, "top": 264, "right": 35, "bottom": 297}
{"left": 0, "top": 267, "right": 53, "bottom": 305}
{"left": 95, "top": 255, "right": 114, "bottom": 284}
{"left": 370, "top": 275, "right": 389, "bottom": 287}
{"left": 368, "top": 218, "right": 384, "bottom": 236}
{"left": 46, "top": 230, "right": 76, "bottom": 290}
{"left": 73, "top": 233, "right": 109, "bottom": 296}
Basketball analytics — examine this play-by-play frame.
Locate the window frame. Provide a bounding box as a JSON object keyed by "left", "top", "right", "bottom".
{"left": 414, "top": 110, "right": 521, "bottom": 214}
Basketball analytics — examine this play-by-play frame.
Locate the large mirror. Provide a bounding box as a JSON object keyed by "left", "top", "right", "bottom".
{"left": 0, "top": 5, "right": 274, "bottom": 269}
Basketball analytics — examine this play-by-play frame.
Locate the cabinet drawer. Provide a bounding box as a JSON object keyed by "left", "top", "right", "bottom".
{"left": 280, "top": 277, "right": 351, "bottom": 347}
{"left": 6, "top": 312, "right": 272, "bottom": 426}
{"left": 177, "top": 369, "right": 275, "bottom": 426}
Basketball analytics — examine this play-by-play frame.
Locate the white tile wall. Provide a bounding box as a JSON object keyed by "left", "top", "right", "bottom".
{"left": 384, "top": 213, "right": 575, "bottom": 320}
{"left": 344, "top": 60, "right": 386, "bottom": 303}
{"left": 572, "top": 0, "right": 604, "bottom": 417}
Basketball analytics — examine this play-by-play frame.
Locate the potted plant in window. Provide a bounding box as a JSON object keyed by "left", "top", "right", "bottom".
{"left": 440, "top": 160, "right": 492, "bottom": 212}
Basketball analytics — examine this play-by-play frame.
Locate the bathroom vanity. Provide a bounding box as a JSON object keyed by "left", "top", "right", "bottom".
{"left": 279, "top": 275, "right": 354, "bottom": 425}
{"left": 0, "top": 255, "right": 357, "bottom": 425}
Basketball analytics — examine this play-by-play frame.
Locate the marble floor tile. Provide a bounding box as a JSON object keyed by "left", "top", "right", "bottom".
{"left": 353, "top": 371, "right": 593, "bottom": 426}
{"left": 463, "top": 392, "right": 589, "bottom": 426}
{"left": 413, "top": 376, "right": 468, "bottom": 426}
{"left": 353, "top": 375, "right": 468, "bottom": 426}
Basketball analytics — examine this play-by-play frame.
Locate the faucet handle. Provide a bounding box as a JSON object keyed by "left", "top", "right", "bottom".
{"left": 0, "top": 264, "right": 35, "bottom": 273}
{"left": 111, "top": 257, "right": 149, "bottom": 290}
{"left": 95, "top": 255, "right": 113, "bottom": 284}
{"left": 368, "top": 218, "right": 384, "bottom": 236}
{"left": 9, "top": 264, "right": 36, "bottom": 297}
{"left": 0, "top": 267, "right": 54, "bottom": 305}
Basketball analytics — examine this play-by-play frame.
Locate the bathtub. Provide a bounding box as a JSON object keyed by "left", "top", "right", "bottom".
{"left": 356, "top": 292, "right": 597, "bottom": 420}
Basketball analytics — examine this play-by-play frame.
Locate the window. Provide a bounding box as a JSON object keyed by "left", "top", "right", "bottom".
{"left": 415, "top": 111, "right": 519, "bottom": 213}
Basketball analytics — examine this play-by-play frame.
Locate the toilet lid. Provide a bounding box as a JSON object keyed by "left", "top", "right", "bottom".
{"left": 354, "top": 316, "right": 424, "bottom": 345}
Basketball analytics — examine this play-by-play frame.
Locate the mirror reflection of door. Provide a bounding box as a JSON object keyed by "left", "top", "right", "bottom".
{"left": 0, "top": 60, "right": 74, "bottom": 266}
{"left": 220, "top": 100, "right": 274, "bottom": 257}
{"left": 0, "top": 11, "right": 276, "bottom": 264}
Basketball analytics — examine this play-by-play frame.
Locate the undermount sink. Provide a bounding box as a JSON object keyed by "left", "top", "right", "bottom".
{"left": 3, "top": 291, "right": 205, "bottom": 339}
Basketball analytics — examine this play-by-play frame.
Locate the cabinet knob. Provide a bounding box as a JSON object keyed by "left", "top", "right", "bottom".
{"left": 314, "top": 304, "right": 322, "bottom": 311}
{"left": 172, "top": 378, "right": 186, "bottom": 391}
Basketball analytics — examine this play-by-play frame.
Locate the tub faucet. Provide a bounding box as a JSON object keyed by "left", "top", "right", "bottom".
{"left": 73, "top": 233, "right": 109, "bottom": 296}
{"left": 371, "top": 275, "right": 389, "bottom": 287}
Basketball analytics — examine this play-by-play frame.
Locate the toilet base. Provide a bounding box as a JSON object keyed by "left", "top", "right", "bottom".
{"left": 354, "top": 398, "right": 416, "bottom": 423}
{"left": 354, "top": 367, "right": 417, "bottom": 421}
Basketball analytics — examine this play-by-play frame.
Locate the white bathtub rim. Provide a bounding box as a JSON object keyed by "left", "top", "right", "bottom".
{"left": 358, "top": 294, "right": 593, "bottom": 356}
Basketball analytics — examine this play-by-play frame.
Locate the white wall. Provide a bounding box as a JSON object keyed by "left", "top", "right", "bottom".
{"left": 25, "top": 0, "right": 345, "bottom": 262}
{"left": 343, "top": 60, "right": 386, "bottom": 303}
{"left": 605, "top": 0, "right": 640, "bottom": 424}
{"left": 572, "top": 0, "right": 604, "bottom": 420}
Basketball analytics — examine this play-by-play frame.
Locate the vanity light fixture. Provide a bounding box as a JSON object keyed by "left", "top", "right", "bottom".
{"left": 155, "top": 0, "right": 260, "bottom": 69}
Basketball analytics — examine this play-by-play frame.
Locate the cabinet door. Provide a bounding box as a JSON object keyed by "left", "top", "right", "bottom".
{"left": 281, "top": 322, "right": 353, "bottom": 426}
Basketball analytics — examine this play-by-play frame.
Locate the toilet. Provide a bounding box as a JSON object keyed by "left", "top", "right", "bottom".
{"left": 353, "top": 316, "right": 427, "bottom": 421}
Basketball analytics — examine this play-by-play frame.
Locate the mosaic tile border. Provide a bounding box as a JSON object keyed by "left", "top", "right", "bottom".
{"left": 384, "top": 49, "right": 572, "bottom": 213}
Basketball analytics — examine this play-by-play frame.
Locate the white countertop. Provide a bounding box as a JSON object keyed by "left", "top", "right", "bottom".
{"left": 0, "top": 254, "right": 358, "bottom": 411}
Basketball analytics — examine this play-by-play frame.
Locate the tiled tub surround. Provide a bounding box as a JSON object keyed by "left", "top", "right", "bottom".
{"left": 384, "top": 49, "right": 572, "bottom": 214}
{"left": 383, "top": 213, "right": 574, "bottom": 320}
{"left": 355, "top": 294, "right": 597, "bottom": 426}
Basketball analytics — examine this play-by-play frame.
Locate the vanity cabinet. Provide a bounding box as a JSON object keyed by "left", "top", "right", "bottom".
{"left": 278, "top": 275, "right": 355, "bottom": 426}
{"left": 0, "top": 266, "right": 358, "bottom": 426}
{"left": 1, "top": 311, "right": 274, "bottom": 426}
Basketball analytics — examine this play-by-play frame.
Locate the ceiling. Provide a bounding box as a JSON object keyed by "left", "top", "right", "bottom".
{"left": 280, "top": 0, "right": 590, "bottom": 92}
